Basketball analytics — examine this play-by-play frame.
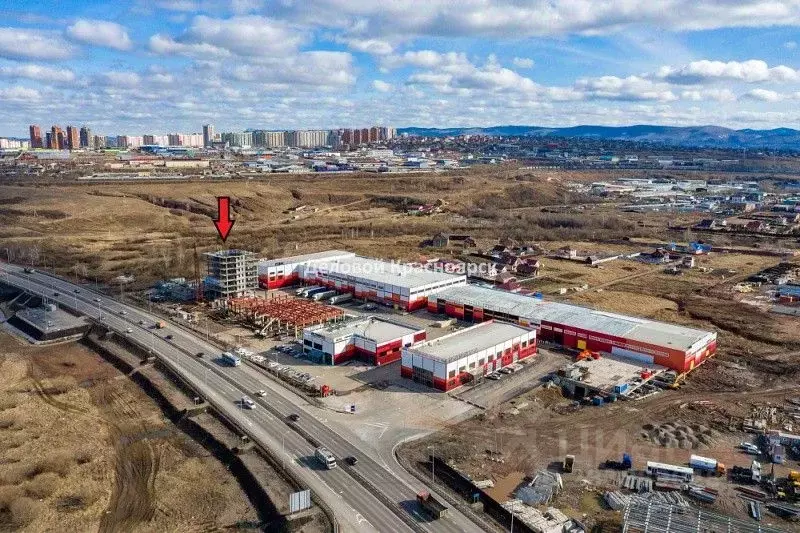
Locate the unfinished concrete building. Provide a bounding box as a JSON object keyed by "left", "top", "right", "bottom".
{"left": 204, "top": 249, "right": 257, "bottom": 299}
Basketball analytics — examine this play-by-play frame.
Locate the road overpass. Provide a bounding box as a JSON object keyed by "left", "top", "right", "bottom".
{"left": 0, "top": 264, "right": 486, "bottom": 533}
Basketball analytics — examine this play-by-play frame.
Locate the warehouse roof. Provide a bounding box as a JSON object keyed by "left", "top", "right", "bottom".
{"left": 305, "top": 316, "right": 422, "bottom": 344}
{"left": 259, "top": 250, "right": 355, "bottom": 268}
{"left": 433, "top": 285, "right": 715, "bottom": 352}
{"left": 309, "top": 255, "right": 466, "bottom": 289}
{"left": 409, "top": 320, "right": 533, "bottom": 363}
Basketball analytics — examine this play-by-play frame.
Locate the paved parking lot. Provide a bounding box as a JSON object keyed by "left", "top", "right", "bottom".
{"left": 453, "top": 348, "right": 571, "bottom": 409}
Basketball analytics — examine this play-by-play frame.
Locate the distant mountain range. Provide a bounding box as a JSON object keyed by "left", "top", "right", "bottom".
{"left": 396, "top": 125, "right": 800, "bottom": 150}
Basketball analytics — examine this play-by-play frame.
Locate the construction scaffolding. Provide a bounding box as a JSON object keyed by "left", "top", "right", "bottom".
{"left": 222, "top": 293, "right": 344, "bottom": 337}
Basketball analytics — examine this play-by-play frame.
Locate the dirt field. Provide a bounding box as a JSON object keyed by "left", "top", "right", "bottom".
{"left": 400, "top": 383, "right": 800, "bottom": 530}
{"left": 0, "top": 332, "right": 258, "bottom": 532}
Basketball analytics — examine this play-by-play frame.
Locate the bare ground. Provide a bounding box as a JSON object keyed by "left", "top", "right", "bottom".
{"left": 0, "top": 332, "right": 258, "bottom": 532}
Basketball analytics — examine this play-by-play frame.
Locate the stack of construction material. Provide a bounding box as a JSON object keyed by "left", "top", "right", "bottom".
{"left": 622, "top": 474, "right": 653, "bottom": 492}
{"left": 604, "top": 491, "right": 629, "bottom": 511}
{"left": 516, "top": 470, "right": 563, "bottom": 505}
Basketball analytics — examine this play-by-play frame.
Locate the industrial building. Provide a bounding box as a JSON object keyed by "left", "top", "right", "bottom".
{"left": 258, "top": 250, "right": 466, "bottom": 310}
{"left": 258, "top": 250, "right": 355, "bottom": 289}
{"left": 428, "top": 285, "right": 716, "bottom": 373}
{"left": 204, "top": 249, "right": 258, "bottom": 299}
{"left": 401, "top": 320, "right": 536, "bottom": 391}
{"left": 302, "top": 316, "right": 426, "bottom": 366}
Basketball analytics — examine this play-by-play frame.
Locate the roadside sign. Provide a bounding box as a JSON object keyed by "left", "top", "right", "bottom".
{"left": 289, "top": 489, "right": 311, "bottom": 514}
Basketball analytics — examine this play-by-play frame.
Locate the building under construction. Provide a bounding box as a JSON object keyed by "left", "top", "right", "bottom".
{"left": 221, "top": 293, "right": 344, "bottom": 337}
{"left": 204, "top": 249, "right": 258, "bottom": 299}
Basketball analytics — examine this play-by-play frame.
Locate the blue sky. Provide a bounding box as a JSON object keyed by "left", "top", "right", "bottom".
{"left": 1, "top": 0, "right": 800, "bottom": 136}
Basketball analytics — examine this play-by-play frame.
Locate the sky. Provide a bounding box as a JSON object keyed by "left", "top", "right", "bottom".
{"left": 2, "top": 0, "right": 800, "bottom": 136}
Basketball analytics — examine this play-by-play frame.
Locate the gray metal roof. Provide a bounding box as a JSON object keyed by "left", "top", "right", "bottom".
{"left": 434, "top": 285, "right": 714, "bottom": 352}
{"left": 409, "top": 321, "right": 533, "bottom": 363}
{"left": 311, "top": 255, "right": 466, "bottom": 290}
{"left": 258, "top": 250, "right": 355, "bottom": 268}
{"left": 305, "top": 316, "right": 421, "bottom": 344}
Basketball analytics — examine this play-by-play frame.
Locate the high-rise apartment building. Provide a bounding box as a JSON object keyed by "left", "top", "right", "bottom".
{"left": 50, "top": 125, "right": 63, "bottom": 149}
{"left": 66, "top": 125, "right": 80, "bottom": 150}
{"left": 45, "top": 132, "right": 52, "bottom": 148}
{"left": 28, "top": 125, "right": 42, "bottom": 148}
{"left": 203, "top": 124, "right": 214, "bottom": 147}
{"left": 204, "top": 250, "right": 257, "bottom": 299}
{"left": 79, "top": 126, "right": 91, "bottom": 148}
{"left": 92, "top": 135, "right": 106, "bottom": 149}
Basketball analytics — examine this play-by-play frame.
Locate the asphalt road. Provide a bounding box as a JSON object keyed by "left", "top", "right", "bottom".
{"left": 0, "top": 264, "right": 485, "bottom": 533}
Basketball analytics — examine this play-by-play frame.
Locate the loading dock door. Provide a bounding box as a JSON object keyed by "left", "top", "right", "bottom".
{"left": 411, "top": 366, "right": 434, "bottom": 388}
{"left": 576, "top": 339, "right": 586, "bottom": 350}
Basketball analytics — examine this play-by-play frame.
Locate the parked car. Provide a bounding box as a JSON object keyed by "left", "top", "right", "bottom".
{"left": 345, "top": 456, "right": 358, "bottom": 466}
{"left": 73, "top": 289, "right": 80, "bottom": 293}
{"left": 255, "top": 390, "right": 266, "bottom": 397}
{"left": 165, "top": 334, "right": 173, "bottom": 340}
{"left": 23, "top": 268, "right": 35, "bottom": 273}
{"left": 53, "top": 292, "right": 59, "bottom": 297}
{"left": 486, "top": 372, "right": 501, "bottom": 380}
{"left": 499, "top": 367, "right": 513, "bottom": 374}
{"left": 138, "top": 320, "right": 145, "bottom": 325}
{"left": 287, "top": 413, "right": 300, "bottom": 422}
{"left": 119, "top": 310, "right": 127, "bottom": 315}
{"left": 93, "top": 297, "right": 101, "bottom": 302}
{"left": 125, "top": 328, "right": 133, "bottom": 334}
{"left": 196, "top": 352, "right": 204, "bottom": 358}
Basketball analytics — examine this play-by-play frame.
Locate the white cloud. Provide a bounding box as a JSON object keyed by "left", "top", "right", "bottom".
{"left": 66, "top": 19, "right": 133, "bottom": 51}
{"left": 148, "top": 34, "right": 230, "bottom": 57}
{"left": 785, "top": 41, "right": 798, "bottom": 50}
{"left": 156, "top": 0, "right": 199, "bottom": 11}
{"left": 151, "top": 16, "right": 305, "bottom": 58}
{"left": 341, "top": 38, "right": 394, "bottom": 55}
{"left": 680, "top": 88, "right": 737, "bottom": 102}
{"left": 575, "top": 75, "right": 677, "bottom": 101}
{"left": 103, "top": 71, "right": 142, "bottom": 87}
{"left": 372, "top": 80, "right": 392, "bottom": 92}
{"left": 742, "top": 88, "right": 800, "bottom": 102}
{"left": 657, "top": 59, "right": 800, "bottom": 84}
{"left": 0, "top": 63, "right": 75, "bottom": 83}
{"left": 512, "top": 57, "right": 535, "bottom": 69}
{"left": 272, "top": 0, "right": 800, "bottom": 39}
{"left": 228, "top": 51, "right": 355, "bottom": 88}
{"left": 743, "top": 88, "right": 783, "bottom": 101}
{"left": 0, "top": 28, "right": 75, "bottom": 60}
{"left": 0, "top": 86, "right": 41, "bottom": 101}
{"left": 382, "top": 50, "right": 470, "bottom": 69}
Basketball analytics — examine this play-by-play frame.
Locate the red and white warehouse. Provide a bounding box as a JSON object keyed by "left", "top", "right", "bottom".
{"left": 401, "top": 320, "right": 537, "bottom": 391}
{"left": 428, "top": 285, "right": 716, "bottom": 373}
{"left": 258, "top": 250, "right": 355, "bottom": 289}
{"left": 258, "top": 250, "right": 466, "bottom": 311}
{"left": 303, "top": 316, "right": 426, "bottom": 366}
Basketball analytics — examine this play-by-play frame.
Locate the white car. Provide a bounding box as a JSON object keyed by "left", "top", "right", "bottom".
{"left": 241, "top": 397, "right": 256, "bottom": 409}
{"left": 125, "top": 328, "right": 133, "bottom": 334}
{"left": 255, "top": 390, "right": 266, "bottom": 397}
{"left": 486, "top": 372, "right": 502, "bottom": 380}
{"left": 94, "top": 297, "right": 101, "bottom": 302}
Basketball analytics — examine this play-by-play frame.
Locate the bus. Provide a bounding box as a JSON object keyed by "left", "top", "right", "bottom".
{"left": 645, "top": 461, "right": 694, "bottom": 482}
{"left": 296, "top": 285, "right": 324, "bottom": 297}
{"left": 221, "top": 352, "right": 242, "bottom": 367}
{"left": 315, "top": 447, "right": 337, "bottom": 469}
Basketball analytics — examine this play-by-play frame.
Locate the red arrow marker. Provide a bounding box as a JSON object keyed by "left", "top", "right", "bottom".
{"left": 213, "top": 196, "right": 235, "bottom": 242}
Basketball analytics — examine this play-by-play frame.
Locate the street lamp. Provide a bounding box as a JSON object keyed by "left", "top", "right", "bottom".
{"left": 427, "top": 445, "right": 435, "bottom": 482}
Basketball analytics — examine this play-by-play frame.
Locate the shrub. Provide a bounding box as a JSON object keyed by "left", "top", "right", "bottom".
{"left": 25, "top": 472, "right": 60, "bottom": 499}
{"left": 9, "top": 497, "right": 42, "bottom": 527}
{"left": 0, "top": 486, "right": 23, "bottom": 510}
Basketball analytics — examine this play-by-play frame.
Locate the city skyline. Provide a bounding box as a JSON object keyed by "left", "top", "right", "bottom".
{"left": 1, "top": 2, "right": 800, "bottom": 137}
{"left": 20, "top": 123, "right": 396, "bottom": 149}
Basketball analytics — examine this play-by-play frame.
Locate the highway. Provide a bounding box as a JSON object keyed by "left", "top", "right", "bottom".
{"left": 0, "top": 264, "right": 485, "bottom": 533}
